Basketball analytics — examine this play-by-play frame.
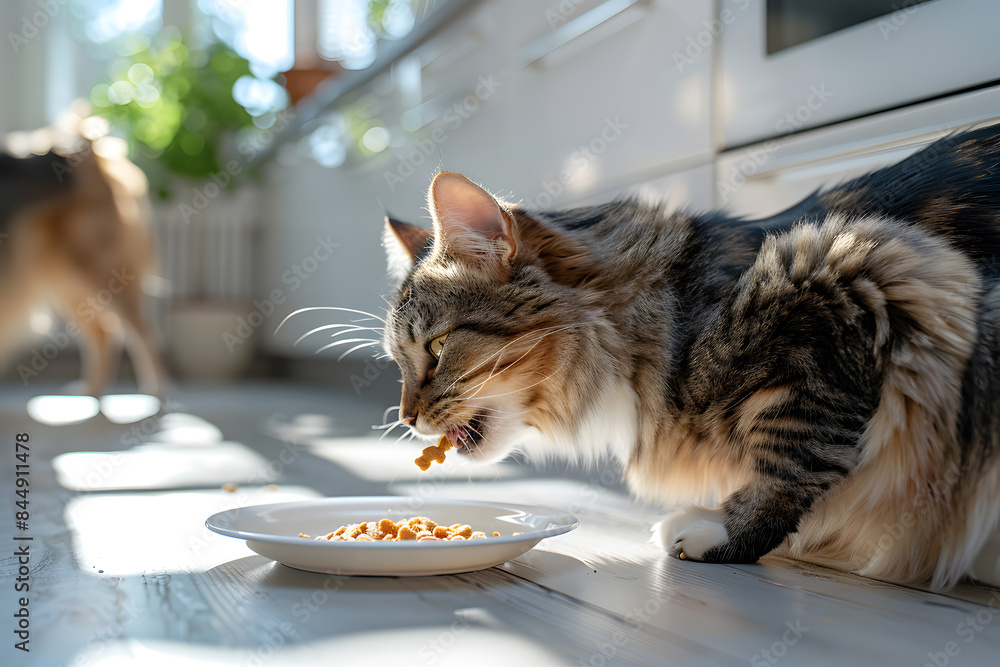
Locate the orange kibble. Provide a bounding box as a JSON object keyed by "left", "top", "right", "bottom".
{"left": 221, "top": 483, "right": 237, "bottom": 493}
{"left": 415, "top": 435, "right": 452, "bottom": 470}
{"left": 305, "top": 515, "right": 490, "bottom": 543}
{"left": 492, "top": 531, "right": 500, "bottom": 537}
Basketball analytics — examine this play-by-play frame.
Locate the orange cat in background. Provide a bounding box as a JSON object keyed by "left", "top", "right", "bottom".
{"left": 0, "top": 113, "right": 166, "bottom": 397}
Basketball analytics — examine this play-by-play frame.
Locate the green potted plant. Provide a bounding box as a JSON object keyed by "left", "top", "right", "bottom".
{"left": 90, "top": 28, "right": 279, "bottom": 381}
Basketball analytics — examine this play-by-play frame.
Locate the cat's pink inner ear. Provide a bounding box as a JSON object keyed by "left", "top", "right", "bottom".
{"left": 430, "top": 172, "right": 514, "bottom": 252}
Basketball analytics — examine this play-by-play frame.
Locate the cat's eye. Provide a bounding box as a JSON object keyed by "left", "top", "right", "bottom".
{"left": 427, "top": 332, "right": 449, "bottom": 360}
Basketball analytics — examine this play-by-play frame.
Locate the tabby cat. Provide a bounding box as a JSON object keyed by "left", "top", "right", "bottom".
{"left": 380, "top": 124, "right": 1000, "bottom": 589}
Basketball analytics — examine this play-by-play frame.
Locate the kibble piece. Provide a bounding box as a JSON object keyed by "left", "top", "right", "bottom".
{"left": 305, "top": 516, "right": 490, "bottom": 543}
{"left": 415, "top": 435, "right": 452, "bottom": 471}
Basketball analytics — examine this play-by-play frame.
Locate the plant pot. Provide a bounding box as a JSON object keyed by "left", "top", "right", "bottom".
{"left": 168, "top": 301, "right": 253, "bottom": 381}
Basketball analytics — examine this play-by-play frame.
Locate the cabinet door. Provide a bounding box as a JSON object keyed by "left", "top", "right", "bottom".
{"left": 471, "top": 0, "right": 715, "bottom": 208}
{"left": 715, "top": 85, "right": 1000, "bottom": 219}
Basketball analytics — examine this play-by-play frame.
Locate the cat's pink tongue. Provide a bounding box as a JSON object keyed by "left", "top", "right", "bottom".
{"left": 447, "top": 427, "right": 468, "bottom": 450}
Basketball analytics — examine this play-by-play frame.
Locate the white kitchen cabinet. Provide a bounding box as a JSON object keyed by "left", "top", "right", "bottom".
{"left": 715, "top": 84, "right": 1000, "bottom": 219}
{"left": 491, "top": 0, "right": 715, "bottom": 206}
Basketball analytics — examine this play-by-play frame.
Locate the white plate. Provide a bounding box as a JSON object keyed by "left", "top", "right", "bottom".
{"left": 205, "top": 496, "right": 578, "bottom": 576}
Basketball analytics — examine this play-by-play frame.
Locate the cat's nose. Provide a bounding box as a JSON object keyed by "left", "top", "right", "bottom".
{"left": 401, "top": 385, "right": 419, "bottom": 427}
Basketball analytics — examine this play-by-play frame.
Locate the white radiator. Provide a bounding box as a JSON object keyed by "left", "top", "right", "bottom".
{"left": 152, "top": 187, "right": 258, "bottom": 302}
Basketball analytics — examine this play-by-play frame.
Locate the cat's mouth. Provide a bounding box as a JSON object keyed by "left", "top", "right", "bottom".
{"left": 446, "top": 411, "right": 489, "bottom": 455}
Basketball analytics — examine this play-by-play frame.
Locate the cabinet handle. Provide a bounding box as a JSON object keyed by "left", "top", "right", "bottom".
{"left": 518, "top": 0, "right": 651, "bottom": 67}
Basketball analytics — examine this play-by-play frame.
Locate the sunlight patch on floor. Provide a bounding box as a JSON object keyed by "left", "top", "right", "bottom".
{"left": 53, "top": 441, "right": 279, "bottom": 491}
{"left": 27, "top": 395, "right": 100, "bottom": 425}
{"left": 64, "top": 486, "right": 321, "bottom": 577}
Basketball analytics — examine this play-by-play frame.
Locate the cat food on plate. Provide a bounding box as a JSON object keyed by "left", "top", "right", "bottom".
{"left": 300, "top": 515, "right": 487, "bottom": 542}
{"left": 415, "top": 435, "right": 452, "bottom": 471}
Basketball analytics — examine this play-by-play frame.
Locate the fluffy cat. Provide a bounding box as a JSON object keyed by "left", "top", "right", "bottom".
{"left": 380, "top": 124, "right": 1000, "bottom": 589}
{"left": 0, "top": 128, "right": 165, "bottom": 398}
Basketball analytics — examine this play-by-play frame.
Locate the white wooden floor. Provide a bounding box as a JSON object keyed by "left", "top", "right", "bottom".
{"left": 2, "top": 382, "right": 999, "bottom": 666}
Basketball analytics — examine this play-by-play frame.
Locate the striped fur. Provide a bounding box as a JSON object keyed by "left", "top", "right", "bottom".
{"left": 383, "top": 125, "right": 1000, "bottom": 588}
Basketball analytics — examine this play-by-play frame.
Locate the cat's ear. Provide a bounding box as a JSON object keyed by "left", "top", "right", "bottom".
{"left": 428, "top": 171, "right": 518, "bottom": 275}
{"left": 383, "top": 216, "right": 432, "bottom": 282}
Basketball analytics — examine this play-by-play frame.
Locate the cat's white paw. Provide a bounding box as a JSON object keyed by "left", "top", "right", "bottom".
{"left": 653, "top": 506, "right": 728, "bottom": 561}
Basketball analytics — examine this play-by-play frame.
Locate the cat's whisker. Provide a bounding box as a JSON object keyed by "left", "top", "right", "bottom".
{"left": 444, "top": 322, "right": 588, "bottom": 397}
{"left": 393, "top": 427, "right": 423, "bottom": 447}
{"left": 381, "top": 405, "right": 401, "bottom": 425}
{"left": 335, "top": 342, "right": 382, "bottom": 362}
{"left": 454, "top": 323, "right": 583, "bottom": 400}
{"left": 465, "top": 370, "right": 558, "bottom": 402}
{"left": 293, "top": 323, "right": 382, "bottom": 347}
{"left": 376, "top": 420, "right": 408, "bottom": 442}
{"left": 312, "top": 337, "right": 380, "bottom": 353}
{"left": 457, "top": 405, "right": 529, "bottom": 415}
{"left": 311, "top": 340, "right": 381, "bottom": 359}
{"left": 274, "top": 306, "right": 386, "bottom": 335}
{"left": 458, "top": 335, "right": 549, "bottom": 400}
{"left": 441, "top": 324, "right": 568, "bottom": 395}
